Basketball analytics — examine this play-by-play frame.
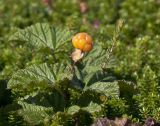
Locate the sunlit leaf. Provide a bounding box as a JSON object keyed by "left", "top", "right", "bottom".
{"left": 9, "top": 23, "right": 73, "bottom": 52}
{"left": 84, "top": 81, "right": 119, "bottom": 97}
{"left": 67, "top": 105, "right": 80, "bottom": 115}
{"left": 8, "top": 63, "right": 72, "bottom": 95}
{"left": 82, "top": 102, "right": 101, "bottom": 114}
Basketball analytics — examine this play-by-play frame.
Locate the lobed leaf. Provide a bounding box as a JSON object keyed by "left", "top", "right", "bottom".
{"left": 84, "top": 70, "right": 116, "bottom": 87}
{"left": 8, "top": 63, "right": 72, "bottom": 95}
{"left": 84, "top": 81, "right": 119, "bottom": 97}
{"left": 67, "top": 105, "right": 80, "bottom": 115}
{"left": 83, "top": 45, "right": 116, "bottom": 68}
{"left": 67, "top": 102, "right": 101, "bottom": 115}
{"left": 9, "top": 23, "right": 73, "bottom": 51}
{"left": 18, "top": 101, "right": 53, "bottom": 125}
{"left": 82, "top": 102, "right": 101, "bottom": 114}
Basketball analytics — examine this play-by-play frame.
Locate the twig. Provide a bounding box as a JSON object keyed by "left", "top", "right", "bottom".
{"left": 101, "top": 19, "right": 124, "bottom": 69}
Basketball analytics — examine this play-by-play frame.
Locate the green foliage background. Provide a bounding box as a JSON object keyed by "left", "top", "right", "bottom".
{"left": 0, "top": 0, "right": 160, "bottom": 125}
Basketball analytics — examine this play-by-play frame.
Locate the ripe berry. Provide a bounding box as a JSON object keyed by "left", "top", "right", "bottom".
{"left": 72, "top": 33, "right": 93, "bottom": 52}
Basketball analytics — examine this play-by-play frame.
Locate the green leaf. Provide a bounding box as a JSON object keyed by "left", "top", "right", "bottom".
{"left": 24, "top": 91, "right": 65, "bottom": 112}
{"left": 73, "top": 63, "right": 116, "bottom": 89}
{"left": 67, "top": 102, "right": 101, "bottom": 115}
{"left": 83, "top": 70, "right": 116, "bottom": 87}
{"left": 9, "top": 23, "right": 73, "bottom": 51}
{"left": 73, "top": 45, "right": 116, "bottom": 87}
{"left": 8, "top": 63, "right": 72, "bottom": 95}
{"left": 82, "top": 102, "right": 101, "bottom": 114}
{"left": 76, "top": 89, "right": 101, "bottom": 107}
{"left": 83, "top": 45, "right": 106, "bottom": 66}
{"left": 18, "top": 101, "right": 53, "bottom": 125}
{"left": 83, "top": 45, "right": 116, "bottom": 68}
{"left": 84, "top": 81, "right": 119, "bottom": 97}
{"left": 67, "top": 105, "right": 80, "bottom": 115}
